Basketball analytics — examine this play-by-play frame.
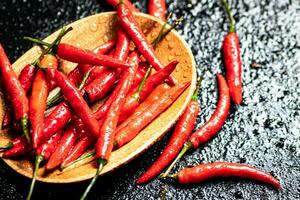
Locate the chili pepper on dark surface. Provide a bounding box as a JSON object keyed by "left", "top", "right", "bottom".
{"left": 2, "top": 135, "right": 31, "bottom": 158}
{"left": 162, "top": 74, "right": 230, "bottom": 177}
{"left": 47, "top": 68, "right": 100, "bottom": 138}
{"left": 84, "top": 27, "right": 129, "bottom": 102}
{"left": 149, "top": 0, "right": 167, "bottom": 21}
{"left": 136, "top": 80, "right": 201, "bottom": 184}
{"left": 0, "top": 44, "right": 30, "bottom": 144}
{"left": 30, "top": 69, "right": 49, "bottom": 149}
{"left": 106, "top": 0, "right": 139, "bottom": 12}
{"left": 26, "top": 131, "right": 61, "bottom": 200}
{"left": 117, "top": 2, "right": 177, "bottom": 85}
{"left": 222, "top": 0, "right": 242, "bottom": 105}
{"left": 167, "top": 162, "right": 280, "bottom": 189}
{"left": 57, "top": 43, "right": 131, "bottom": 69}
{"left": 115, "top": 82, "right": 190, "bottom": 148}
{"left": 80, "top": 51, "right": 139, "bottom": 200}
{"left": 45, "top": 125, "right": 77, "bottom": 170}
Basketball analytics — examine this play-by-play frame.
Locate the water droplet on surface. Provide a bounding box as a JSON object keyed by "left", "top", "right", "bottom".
{"left": 168, "top": 43, "right": 174, "bottom": 49}
{"left": 168, "top": 56, "right": 173, "bottom": 61}
{"left": 90, "top": 22, "right": 98, "bottom": 32}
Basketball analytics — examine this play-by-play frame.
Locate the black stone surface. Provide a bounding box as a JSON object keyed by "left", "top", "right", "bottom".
{"left": 0, "top": 0, "right": 300, "bottom": 199}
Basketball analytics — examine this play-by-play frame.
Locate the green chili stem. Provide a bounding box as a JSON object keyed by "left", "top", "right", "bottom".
{"left": 80, "top": 158, "right": 106, "bottom": 200}
{"left": 23, "top": 37, "right": 51, "bottom": 47}
{"left": 160, "top": 141, "right": 193, "bottom": 178}
{"left": 221, "top": 0, "right": 235, "bottom": 32}
{"left": 132, "top": 66, "right": 152, "bottom": 101}
{"left": 26, "top": 155, "right": 44, "bottom": 200}
{"left": 20, "top": 117, "right": 31, "bottom": 145}
{"left": 191, "top": 77, "right": 202, "bottom": 101}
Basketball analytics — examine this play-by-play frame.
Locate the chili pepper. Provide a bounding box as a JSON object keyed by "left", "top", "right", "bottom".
{"left": 115, "top": 82, "right": 190, "bottom": 148}
{"left": 57, "top": 43, "right": 130, "bottom": 69}
{"left": 47, "top": 68, "right": 100, "bottom": 138}
{"left": 80, "top": 51, "right": 139, "bottom": 200}
{"left": 0, "top": 44, "right": 30, "bottom": 144}
{"left": 136, "top": 79, "right": 201, "bottom": 184}
{"left": 19, "top": 64, "right": 36, "bottom": 94}
{"left": 221, "top": 0, "right": 242, "bottom": 105}
{"left": 84, "top": 27, "right": 129, "bottom": 102}
{"left": 148, "top": 0, "right": 166, "bottom": 21}
{"left": 45, "top": 125, "right": 77, "bottom": 170}
{"left": 106, "top": 0, "right": 139, "bottom": 12}
{"left": 162, "top": 74, "right": 230, "bottom": 177}
{"left": 166, "top": 162, "right": 280, "bottom": 189}
{"left": 115, "top": 83, "right": 170, "bottom": 133}
{"left": 2, "top": 106, "right": 13, "bottom": 129}
{"left": 131, "top": 64, "right": 147, "bottom": 89}
{"left": 2, "top": 135, "right": 31, "bottom": 157}
{"left": 117, "top": 2, "right": 176, "bottom": 85}
{"left": 26, "top": 131, "right": 61, "bottom": 200}
{"left": 30, "top": 69, "right": 49, "bottom": 149}
{"left": 38, "top": 103, "right": 72, "bottom": 146}
{"left": 60, "top": 134, "right": 94, "bottom": 168}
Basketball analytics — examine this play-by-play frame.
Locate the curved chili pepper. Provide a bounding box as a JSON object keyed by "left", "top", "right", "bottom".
{"left": 115, "top": 82, "right": 190, "bottom": 148}
{"left": 168, "top": 162, "right": 280, "bottom": 189}
{"left": 26, "top": 131, "right": 61, "bottom": 200}
{"left": 117, "top": 2, "right": 176, "bottom": 85}
{"left": 30, "top": 69, "right": 49, "bottom": 149}
{"left": 19, "top": 64, "right": 36, "bottom": 94}
{"left": 137, "top": 80, "right": 201, "bottom": 184}
{"left": 45, "top": 125, "right": 77, "bottom": 170}
{"left": 149, "top": 0, "right": 166, "bottom": 21}
{"left": 84, "top": 28, "right": 130, "bottom": 102}
{"left": 2, "top": 135, "right": 31, "bottom": 158}
{"left": 0, "top": 44, "right": 30, "bottom": 144}
{"left": 222, "top": 0, "right": 242, "bottom": 105}
{"left": 81, "top": 51, "right": 139, "bottom": 200}
{"left": 162, "top": 74, "right": 230, "bottom": 177}
{"left": 106, "top": 0, "right": 139, "bottom": 12}
{"left": 131, "top": 64, "right": 147, "bottom": 89}
{"left": 57, "top": 43, "right": 130, "bottom": 69}
{"left": 47, "top": 68, "right": 100, "bottom": 138}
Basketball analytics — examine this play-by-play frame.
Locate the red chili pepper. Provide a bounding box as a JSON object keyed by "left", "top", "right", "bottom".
{"left": 162, "top": 74, "right": 230, "bottom": 177}
{"left": 0, "top": 44, "right": 30, "bottom": 144}
{"left": 136, "top": 80, "right": 201, "bottom": 184}
{"left": 30, "top": 69, "right": 49, "bottom": 149}
{"left": 117, "top": 2, "right": 176, "bottom": 85}
{"left": 84, "top": 69, "right": 118, "bottom": 102}
{"left": 81, "top": 51, "right": 139, "bottom": 200}
{"left": 47, "top": 68, "right": 100, "bottom": 138}
{"left": 57, "top": 43, "right": 130, "bottom": 69}
{"left": 45, "top": 124, "right": 77, "bottom": 170}
{"left": 131, "top": 64, "right": 147, "bottom": 89}
{"left": 61, "top": 134, "right": 94, "bottom": 168}
{"left": 19, "top": 64, "right": 36, "bottom": 94}
{"left": 168, "top": 162, "right": 280, "bottom": 189}
{"left": 115, "top": 84, "right": 170, "bottom": 133}
{"left": 38, "top": 103, "right": 72, "bottom": 146}
{"left": 148, "top": 0, "right": 166, "bottom": 21}
{"left": 84, "top": 28, "right": 130, "bottom": 102}
{"left": 26, "top": 131, "right": 62, "bottom": 200}
{"left": 222, "top": 0, "right": 242, "bottom": 105}
{"left": 2, "top": 136, "right": 31, "bottom": 158}
{"left": 115, "top": 82, "right": 190, "bottom": 148}
{"left": 106, "top": 0, "right": 139, "bottom": 12}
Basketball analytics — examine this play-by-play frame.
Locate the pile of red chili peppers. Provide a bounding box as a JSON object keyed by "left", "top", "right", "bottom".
{"left": 0, "top": 0, "right": 280, "bottom": 200}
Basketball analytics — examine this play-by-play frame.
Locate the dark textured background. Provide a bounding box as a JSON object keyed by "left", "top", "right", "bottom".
{"left": 0, "top": 0, "right": 300, "bottom": 199}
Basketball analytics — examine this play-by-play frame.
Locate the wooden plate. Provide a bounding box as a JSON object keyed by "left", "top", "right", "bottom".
{"left": 0, "top": 12, "right": 196, "bottom": 183}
